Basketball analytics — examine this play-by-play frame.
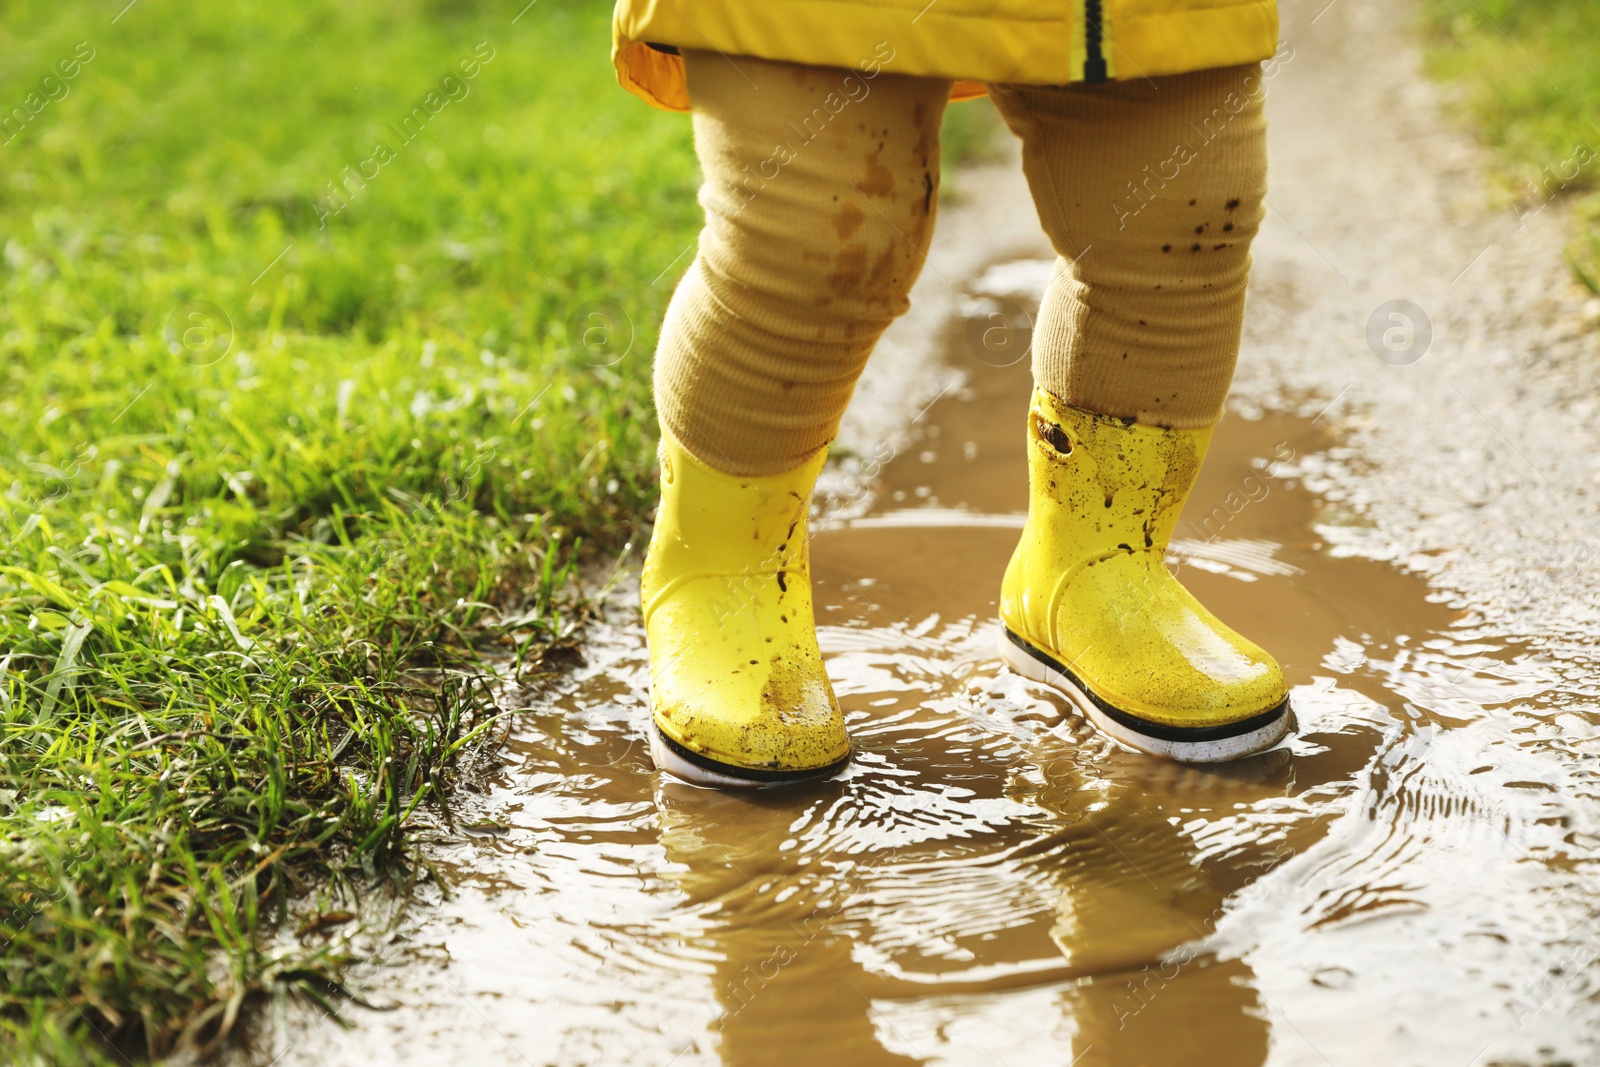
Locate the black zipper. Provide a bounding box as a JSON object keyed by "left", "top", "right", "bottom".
{"left": 1083, "top": 0, "right": 1109, "bottom": 82}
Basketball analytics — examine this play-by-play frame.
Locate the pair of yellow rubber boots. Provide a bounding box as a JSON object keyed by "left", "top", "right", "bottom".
{"left": 641, "top": 388, "right": 1290, "bottom": 787}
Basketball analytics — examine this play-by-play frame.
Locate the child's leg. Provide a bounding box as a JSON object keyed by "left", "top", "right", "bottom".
{"left": 657, "top": 52, "right": 952, "bottom": 477}
{"left": 988, "top": 70, "right": 1290, "bottom": 762}
{"left": 643, "top": 54, "right": 951, "bottom": 786}
{"left": 988, "top": 67, "right": 1267, "bottom": 427}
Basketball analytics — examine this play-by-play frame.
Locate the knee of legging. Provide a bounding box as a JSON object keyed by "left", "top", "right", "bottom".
{"left": 1089, "top": 244, "right": 1256, "bottom": 308}
{"left": 694, "top": 183, "right": 934, "bottom": 343}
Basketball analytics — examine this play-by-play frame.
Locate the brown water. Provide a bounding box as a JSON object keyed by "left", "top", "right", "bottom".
{"left": 237, "top": 258, "right": 1597, "bottom": 1066}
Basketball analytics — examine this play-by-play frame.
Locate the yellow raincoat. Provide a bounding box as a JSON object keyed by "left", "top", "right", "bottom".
{"left": 613, "top": 0, "right": 1279, "bottom": 112}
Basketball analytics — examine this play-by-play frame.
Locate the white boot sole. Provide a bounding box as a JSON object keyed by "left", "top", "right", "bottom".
{"left": 648, "top": 721, "right": 851, "bottom": 789}
{"left": 649, "top": 725, "right": 764, "bottom": 789}
{"left": 996, "top": 629, "right": 1289, "bottom": 763}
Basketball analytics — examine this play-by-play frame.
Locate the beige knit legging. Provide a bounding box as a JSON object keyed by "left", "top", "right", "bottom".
{"left": 657, "top": 51, "right": 1269, "bottom": 477}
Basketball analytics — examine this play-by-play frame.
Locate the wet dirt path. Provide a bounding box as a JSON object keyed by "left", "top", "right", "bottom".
{"left": 246, "top": 289, "right": 1555, "bottom": 1066}
{"left": 239, "top": 0, "right": 1600, "bottom": 1062}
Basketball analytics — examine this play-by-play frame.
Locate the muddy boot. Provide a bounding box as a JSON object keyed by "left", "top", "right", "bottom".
{"left": 998, "top": 388, "right": 1290, "bottom": 762}
{"left": 641, "top": 429, "right": 850, "bottom": 787}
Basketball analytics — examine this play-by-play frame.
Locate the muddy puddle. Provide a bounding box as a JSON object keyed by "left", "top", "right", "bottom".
{"left": 242, "top": 261, "right": 1598, "bottom": 1067}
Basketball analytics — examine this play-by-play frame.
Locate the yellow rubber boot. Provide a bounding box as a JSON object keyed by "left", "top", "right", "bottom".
{"left": 998, "top": 388, "right": 1290, "bottom": 762}
{"left": 641, "top": 429, "right": 850, "bottom": 787}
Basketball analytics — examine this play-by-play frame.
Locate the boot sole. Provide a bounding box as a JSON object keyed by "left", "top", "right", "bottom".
{"left": 997, "top": 627, "right": 1290, "bottom": 763}
{"left": 649, "top": 720, "right": 851, "bottom": 789}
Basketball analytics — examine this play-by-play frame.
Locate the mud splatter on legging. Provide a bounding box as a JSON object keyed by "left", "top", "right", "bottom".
{"left": 655, "top": 51, "right": 1267, "bottom": 476}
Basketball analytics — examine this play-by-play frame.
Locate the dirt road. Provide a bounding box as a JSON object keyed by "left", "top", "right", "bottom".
{"left": 234, "top": 0, "right": 1600, "bottom": 1063}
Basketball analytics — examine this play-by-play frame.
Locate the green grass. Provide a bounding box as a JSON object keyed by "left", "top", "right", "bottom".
{"left": 0, "top": 2, "right": 1008, "bottom": 1061}
{"left": 941, "top": 96, "right": 1008, "bottom": 172}
{"left": 1423, "top": 0, "right": 1600, "bottom": 291}
{"left": 0, "top": 0, "right": 699, "bottom": 1060}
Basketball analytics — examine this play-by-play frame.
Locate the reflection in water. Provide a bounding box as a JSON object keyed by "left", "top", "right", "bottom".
{"left": 653, "top": 684, "right": 1282, "bottom": 1067}
{"left": 655, "top": 782, "right": 925, "bottom": 1067}
{"left": 238, "top": 268, "right": 1598, "bottom": 1067}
